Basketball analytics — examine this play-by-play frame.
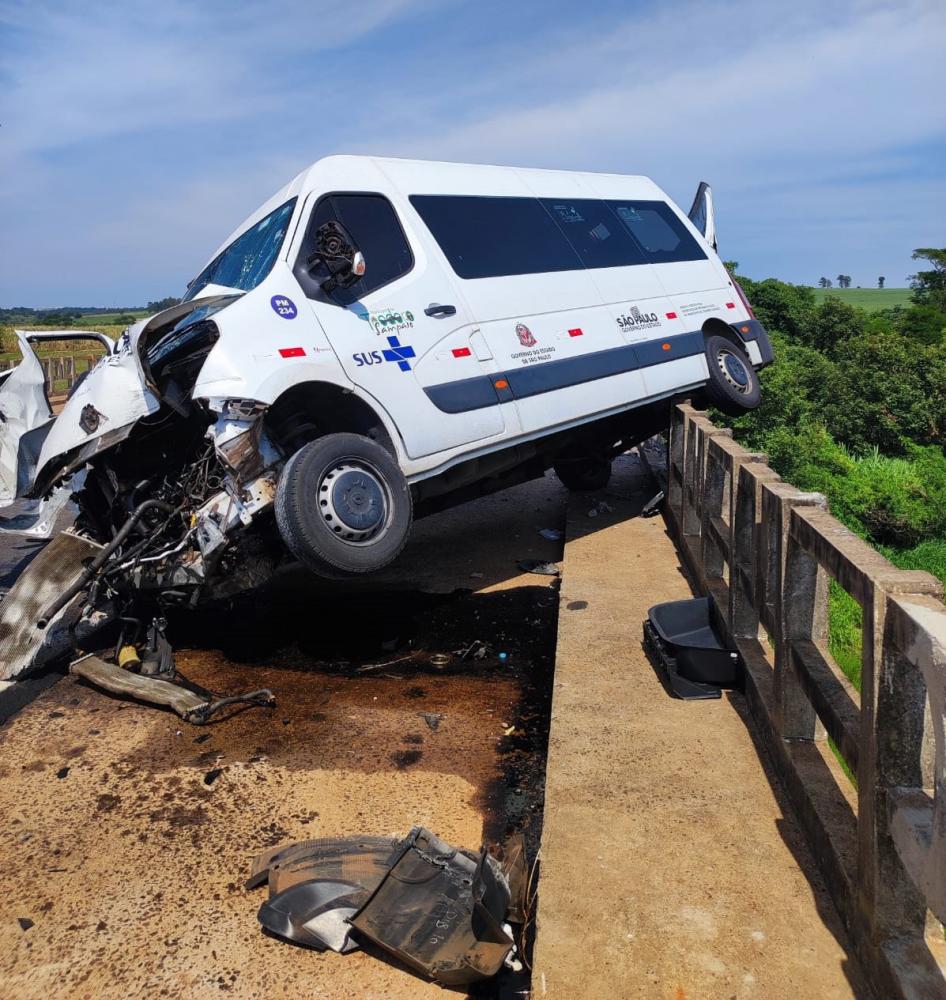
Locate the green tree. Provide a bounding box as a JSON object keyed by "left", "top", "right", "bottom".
{"left": 738, "top": 277, "right": 815, "bottom": 342}
{"left": 146, "top": 296, "right": 181, "bottom": 313}
{"left": 808, "top": 296, "right": 868, "bottom": 355}
{"left": 825, "top": 331, "right": 946, "bottom": 454}
{"left": 909, "top": 248, "right": 946, "bottom": 312}
{"left": 897, "top": 304, "right": 946, "bottom": 345}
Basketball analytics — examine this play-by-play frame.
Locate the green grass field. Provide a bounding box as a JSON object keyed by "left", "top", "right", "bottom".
{"left": 74, "top": 311, "right": 148, "bottom": 326}
{"left": 809, "top": 287, "right": 912, "bottom": 311}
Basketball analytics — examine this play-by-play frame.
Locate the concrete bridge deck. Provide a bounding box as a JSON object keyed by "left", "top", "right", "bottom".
{"left": 533, "top": 453, "right": 867, "bottom": 999}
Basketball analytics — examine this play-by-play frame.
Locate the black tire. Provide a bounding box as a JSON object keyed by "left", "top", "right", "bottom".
{"left": 275, "top": 433, "right": 412, "bottom": 578}
{"left": 703, "top": 335, "right": 761, "bottom": 415}
{"left": 553, "top": 455, "right": 612, "bottom": 492}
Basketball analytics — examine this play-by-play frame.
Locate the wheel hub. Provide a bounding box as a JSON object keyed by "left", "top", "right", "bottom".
{"left": 319, "top": 462, "right": 389, "bottom": 543}
{"left": 717, "top": 350, "right": 750, "bottom": 392}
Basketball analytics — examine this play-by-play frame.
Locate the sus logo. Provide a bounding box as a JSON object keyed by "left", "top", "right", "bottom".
{"left": 516, "top": 323, "right": 537, "bottom": 348}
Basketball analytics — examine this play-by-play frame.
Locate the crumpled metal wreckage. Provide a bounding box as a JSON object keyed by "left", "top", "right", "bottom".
{"left": 247, "top": 828, "right": 528, "bottom": 986}
{"left": 0, "top": 530, "right": 274, "bottom": 721}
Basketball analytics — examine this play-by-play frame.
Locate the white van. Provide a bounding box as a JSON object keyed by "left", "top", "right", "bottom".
{"left": 0, "top": 156, "right": 770, "bottom": 655}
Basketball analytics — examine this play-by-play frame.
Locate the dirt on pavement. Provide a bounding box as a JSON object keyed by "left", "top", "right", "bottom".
{"left": 0, "top": 474, "right": 567, "bottom": 1000}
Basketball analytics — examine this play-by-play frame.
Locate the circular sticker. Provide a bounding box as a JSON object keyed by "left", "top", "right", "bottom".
{"left": 270, "top": 295, "right": 298, "bottom": 319}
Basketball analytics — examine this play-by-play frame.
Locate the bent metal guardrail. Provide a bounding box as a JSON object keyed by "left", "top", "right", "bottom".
{"left": 665, "top": 403, "right": 946, "bottom": 1000}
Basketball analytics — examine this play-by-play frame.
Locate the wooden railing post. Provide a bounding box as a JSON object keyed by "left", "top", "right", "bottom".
{"left": 861, "top": 581, "right": 944, "bottom": 941}
{"left": 659, "top": 403, "right": 946, "bottom": 995}
{"left": 731, "top": 461, "right": 780, "bottom": 639}
{"left": 779, "top": 516, "right": 830, "bottom": 741}
{"left": 667, "top": 404, "right": 689, "bottom": 527}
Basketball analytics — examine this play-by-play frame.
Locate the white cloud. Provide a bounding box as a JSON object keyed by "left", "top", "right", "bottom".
{"left": 0, "top": 0, "right": 943, "bottom": 302}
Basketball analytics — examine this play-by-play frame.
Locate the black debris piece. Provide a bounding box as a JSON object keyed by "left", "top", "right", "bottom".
{"left": 644, "top": 597, "right": 741, "bottom": 700}
{"left": 203, "top": 768, "right": 223, "bottom": 786}
{"left": 249, "top": 836, "right": 404, "bottom": 953}
{"left": 18, "top": 917, "right": 34, "bottom": 931}
{"left": 641, "top": 489, "right": 665, "bottom": 518}
{"left": 248, "top": 828, "right": 523, "bottom": 985}
{"left": 56, "top": 766, "right": 70, "bottom": 779}
{"left": 419, "top": 712, "right": 443, "bottom": 732}
{"left": 516, "top": 559, "right": 559, "bottom": 576}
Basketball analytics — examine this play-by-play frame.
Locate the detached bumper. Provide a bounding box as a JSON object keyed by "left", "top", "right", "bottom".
{"left": 731, "top": 319, "right": 774, "bottom": 367}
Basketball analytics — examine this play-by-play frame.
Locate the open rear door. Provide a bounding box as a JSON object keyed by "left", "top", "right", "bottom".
{"left": 687, "top": 181, "right": 717, "bottom": 251}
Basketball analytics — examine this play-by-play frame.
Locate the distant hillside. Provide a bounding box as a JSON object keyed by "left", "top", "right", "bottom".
{"left": 809, "top": 287, "right": 912, "bottom": 311}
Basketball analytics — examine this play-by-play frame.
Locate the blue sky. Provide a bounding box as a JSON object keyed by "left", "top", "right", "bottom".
{"left": 1, "top": 0, "right": 944, "bottom": 306}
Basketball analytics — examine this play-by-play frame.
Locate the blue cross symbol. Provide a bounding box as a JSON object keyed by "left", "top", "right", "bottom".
{"left": 381, "top": 335, "right": 416, "bottom": 372}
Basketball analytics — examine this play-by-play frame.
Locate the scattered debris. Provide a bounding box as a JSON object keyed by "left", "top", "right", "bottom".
{"left": 203, "top": 768, "right": 223, "bottom": 786}
{"left": 641, "top": 489, "right": 665, "bottom": 518}
{"left": 70, "top": 653, "right": 275, "bottom": 725}
{"left": 56, "top": 766, "right": 70, "bottom": 779}
{"left": 419, "top": 712, "right": 443, "bottom": 731}
{"left": 247, "top": 835, "right": 404, "bottom": 953}
{"left": 644, "top": 597, "right": 741, "bottom": 700}
{"left": 355, "top": 652, "right": 418, "bottom": 673}
{"left": 537, "top": 527, "right": 563, "bottom": 541}
{"left": 586, "top": 500, "right": 614, "bottom": 518}
{"left": 17, "top": 917, "right": 33, "bottom": 932}
{"left": 469, "top": 571, "right": 485, "bottom": 579}
{"left": 248, "top": 828, "right": 523, "bottom": 985}
{"left": 516, "top": 559, "right": 560, "bottom": 576}
{"left": 428, "top": 653, "right": 451, "bottom": 670}
{"left": 566, "top": 600, "right": 588, "bottom": 611}
{"left": 454, "top": 638, "right": 488, "bottom": 661}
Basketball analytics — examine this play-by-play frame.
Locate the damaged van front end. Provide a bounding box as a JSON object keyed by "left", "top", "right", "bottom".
{"left": 0, "top": 294, "right": 290, "bottom": 682}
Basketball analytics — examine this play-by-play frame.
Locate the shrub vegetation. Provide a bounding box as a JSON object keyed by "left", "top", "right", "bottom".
{"left": 721, "top": 260, "right": 946, "bottom": 690}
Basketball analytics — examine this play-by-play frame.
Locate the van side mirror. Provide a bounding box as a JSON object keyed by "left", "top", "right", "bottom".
{"left": 306, "top": 221, "right": 367, "bottom": 293}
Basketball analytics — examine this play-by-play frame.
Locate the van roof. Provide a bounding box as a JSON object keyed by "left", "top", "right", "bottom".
{"left": 205, "top": 154, "right": 664, "bottom": 269}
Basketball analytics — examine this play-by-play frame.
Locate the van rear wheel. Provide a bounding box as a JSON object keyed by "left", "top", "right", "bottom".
{"left": 703, "top": 335, "right": 761, "bottom": 415}
{"left": 275, "top": 433, "right": 412, "bottom": 578}
{"left": 553, "top": 455, "right": 612, "bottom": 492}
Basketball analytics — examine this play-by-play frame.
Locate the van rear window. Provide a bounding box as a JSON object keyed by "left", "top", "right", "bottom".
{"left": 608, "top": 200, "right": 705, "bottom": 264}
{"left": 410, "top": 194, "right": 705, "bottom": 279}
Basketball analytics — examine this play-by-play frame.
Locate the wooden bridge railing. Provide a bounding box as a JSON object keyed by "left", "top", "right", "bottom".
{"left": 665, "top": 403, "right": 946, "bottom": 1000}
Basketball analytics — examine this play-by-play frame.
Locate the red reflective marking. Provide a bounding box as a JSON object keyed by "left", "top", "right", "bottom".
{"left": 568, "top": 327, "right": 583, "bottom": 337}
{"left": 725, "top": 302, "right": 736, "bottom": 309}
{"left": 279, "top": 347, "right": 306, "bottom": 358}
{"left": 452, "top": 347, "right": 472, "bottom": 358}
{"left": 665, "top": 312, "right": 678, "bottom": 319}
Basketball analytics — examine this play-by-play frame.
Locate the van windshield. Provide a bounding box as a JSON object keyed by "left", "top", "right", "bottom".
{"left": 184, "top": 198, "right": 297, "bottom": 301}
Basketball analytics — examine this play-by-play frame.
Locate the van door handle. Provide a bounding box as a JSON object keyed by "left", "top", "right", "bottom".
{"left": 425, "top": 303, "right": 457, "bottom": 317}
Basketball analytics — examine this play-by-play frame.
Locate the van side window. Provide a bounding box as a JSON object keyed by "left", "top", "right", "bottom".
{"left": 540, "top": 198, "right": 647, "bottom": 269}
{"left": 410, "top": 195, "right": 582, "bottom": 279}
{"left": 296, "top": 193, "right": 413, "bottom": 305}
{"left": 607, "top": 200, "right": 706, "bottom": 264}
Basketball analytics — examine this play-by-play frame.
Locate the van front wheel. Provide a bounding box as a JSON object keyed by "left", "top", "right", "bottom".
{"left": 703, "top": 335, "right": 761, "bottom": 415}
{"left": 275, "top": 433, "right": 412, "bottom": 578}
